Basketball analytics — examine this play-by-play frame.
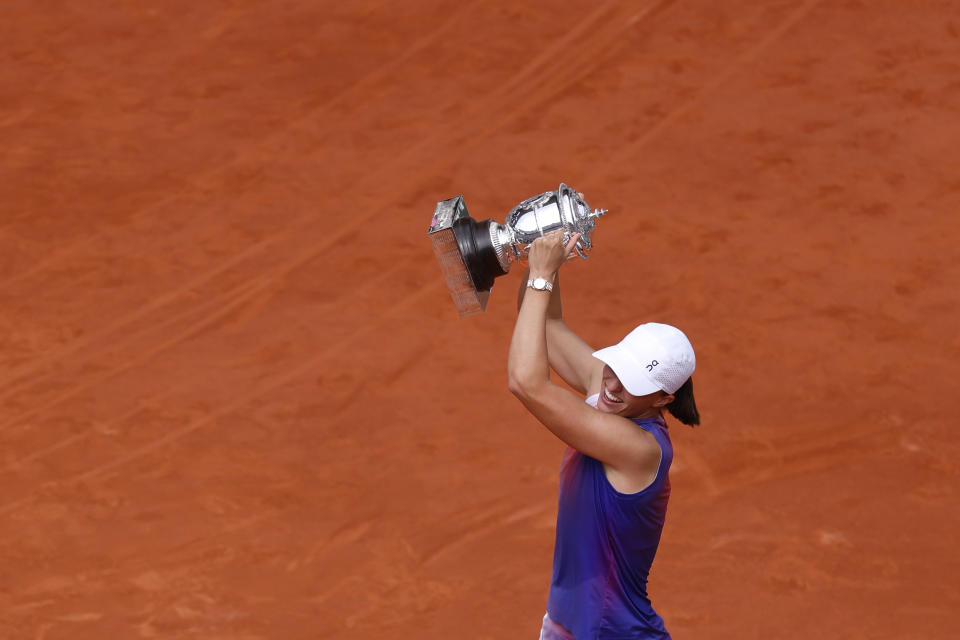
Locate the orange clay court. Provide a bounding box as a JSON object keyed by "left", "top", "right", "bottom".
{"left": 1, "top": 1, "right": 959, "bottom": 638}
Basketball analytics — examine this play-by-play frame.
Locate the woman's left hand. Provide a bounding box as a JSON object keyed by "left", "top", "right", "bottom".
{"left": 528, "top": 232, "right": 581, "bottom": 280}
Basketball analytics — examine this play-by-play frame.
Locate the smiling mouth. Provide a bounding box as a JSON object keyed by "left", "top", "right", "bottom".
{"left": 603, "top": 387, "right": 623, "bottom": 404}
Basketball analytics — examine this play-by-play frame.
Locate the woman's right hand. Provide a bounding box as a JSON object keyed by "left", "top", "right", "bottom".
{"left": 527, "top": 232, "right": 581, "bottom": 281}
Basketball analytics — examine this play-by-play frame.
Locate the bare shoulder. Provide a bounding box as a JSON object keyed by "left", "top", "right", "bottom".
{"left": 602, "top": 423, "right": 663, "bottom": 494}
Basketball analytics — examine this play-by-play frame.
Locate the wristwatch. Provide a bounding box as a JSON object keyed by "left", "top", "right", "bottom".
{"left": 527, "top": 276, "right": 554, "bottom": 292}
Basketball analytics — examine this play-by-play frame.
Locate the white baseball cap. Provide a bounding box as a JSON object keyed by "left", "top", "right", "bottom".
{"left": 592, "top": 322, "right": 696, "bottom": 396}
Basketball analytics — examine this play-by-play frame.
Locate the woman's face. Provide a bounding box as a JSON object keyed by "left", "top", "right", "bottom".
{"left": 595, "top": 365, "right": 673, "bottom": 418}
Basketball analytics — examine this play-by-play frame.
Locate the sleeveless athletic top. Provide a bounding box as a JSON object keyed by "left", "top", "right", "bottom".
{"left": 545, "top": 394, "right": 673, "bottom": 639}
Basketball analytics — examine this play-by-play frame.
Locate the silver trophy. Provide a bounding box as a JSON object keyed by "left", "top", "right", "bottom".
{"left": 428, "top": 183, "right": 607, "bottom": 316}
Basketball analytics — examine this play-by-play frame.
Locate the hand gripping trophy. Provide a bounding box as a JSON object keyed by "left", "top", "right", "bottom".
{"left": 428, "top": 184, "right": 607, "bottom": 316}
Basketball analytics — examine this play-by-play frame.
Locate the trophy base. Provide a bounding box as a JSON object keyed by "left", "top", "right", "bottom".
{"left": 428, "top": 196, "right": 507, "bottom": 317}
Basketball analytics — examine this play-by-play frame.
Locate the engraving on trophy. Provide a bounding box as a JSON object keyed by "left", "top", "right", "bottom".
{"left": 428, "top": 184, "right": 607, "bottom": 317}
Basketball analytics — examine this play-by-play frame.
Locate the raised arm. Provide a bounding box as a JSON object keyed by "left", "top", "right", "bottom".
{"left": 508, "top": 233, "right": 660, "bottom": 479}
{"left": 517, "top": 267, "right": 603, "bottom": 395}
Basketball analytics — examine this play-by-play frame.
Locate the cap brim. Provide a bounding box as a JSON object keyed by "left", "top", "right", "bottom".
{"left": 592, "top": 346, "right": 662, "bottom": 397}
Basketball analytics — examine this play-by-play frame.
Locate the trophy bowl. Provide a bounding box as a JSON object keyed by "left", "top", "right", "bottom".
{"left": 428, "top": 184, "right": 607, "bottom": 316}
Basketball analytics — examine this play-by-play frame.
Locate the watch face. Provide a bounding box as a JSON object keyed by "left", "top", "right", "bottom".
{"left": 534, "top": 277, "right": 546, "bottom": 289}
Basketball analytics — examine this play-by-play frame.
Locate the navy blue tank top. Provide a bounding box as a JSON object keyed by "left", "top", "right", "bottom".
{"left": 546, "top": 396, "right": 673, "bottom": 639}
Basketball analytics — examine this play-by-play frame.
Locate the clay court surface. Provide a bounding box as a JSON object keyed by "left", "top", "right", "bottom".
{"left": 2, "top": 1, "right": 959, "bottom": 638}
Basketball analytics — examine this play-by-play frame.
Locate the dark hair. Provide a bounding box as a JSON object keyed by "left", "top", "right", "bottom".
{"left": 666, "top": 377, "right": 700, "bottom": 427}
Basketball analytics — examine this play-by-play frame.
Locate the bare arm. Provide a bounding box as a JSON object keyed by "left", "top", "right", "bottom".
{"left": 508, "top": 234, "right": 660, "bottom": 476}
{"left": 517, "top": 267, "right": 603, "bottom": 395}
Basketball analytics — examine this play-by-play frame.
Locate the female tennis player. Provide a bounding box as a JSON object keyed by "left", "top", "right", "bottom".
{"left": 509, "top": 231, "right": 700, "bottom": 640}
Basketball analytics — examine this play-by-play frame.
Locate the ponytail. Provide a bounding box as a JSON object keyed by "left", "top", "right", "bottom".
{"left": 666, "top": 377, "right": 700, "bottom": 427}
